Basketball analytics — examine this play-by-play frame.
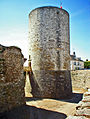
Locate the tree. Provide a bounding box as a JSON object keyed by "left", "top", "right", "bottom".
{"left": 84, "top": 61, "right": 90, "bottom": 69}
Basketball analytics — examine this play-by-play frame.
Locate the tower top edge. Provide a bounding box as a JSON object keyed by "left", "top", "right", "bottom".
{"left": 29, "top": 6, "right": 69, "bottom": 16}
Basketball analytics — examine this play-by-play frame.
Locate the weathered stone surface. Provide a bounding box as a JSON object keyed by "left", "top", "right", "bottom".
{"left": 67, "top": 90, "right": 90, "bottom": 119}
{"left": 76, "top": 101, "right": 90, "bottom": 110}
{"left": 71, "top": 70, "right": 90, "bottom": 90}
{"left": 0, "top": 44, "right": 25, "bottom": 113}
{"left": 75, "top": 90, "right": 90, "bottom": 118}
{"left": 75, "top": 108, "right": 90, "bottom": 117}
{"left": 82, "top": 96, "right": 90, "bottom": 102}
{"left": 66, "top": 116, "right": 87, "bottom": 119}
{"left": 75, "top": 91, "right": 90, "bottom": 118}
{"left": 84, "top": 91, "right": 90, "bottom": 96}
{"left": 28, "top": 7, "right": 72, "bottom": 99}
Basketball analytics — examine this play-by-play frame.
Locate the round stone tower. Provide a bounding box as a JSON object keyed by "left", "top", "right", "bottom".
{"left": 29, "top": 6, "right": 72, "bottom": 99}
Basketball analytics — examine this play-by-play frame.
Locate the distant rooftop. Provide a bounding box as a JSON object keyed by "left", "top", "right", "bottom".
{"left": 70, "top": 52, "right": 83, "bottom": 62}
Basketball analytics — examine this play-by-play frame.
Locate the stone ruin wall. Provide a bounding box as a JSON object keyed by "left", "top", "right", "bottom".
{"left": 71, "top": 70, "right": 90, "bottom": 90}
{"left": 67, "top": 70, "right": 90, "bottom": 118}
{"left": 66, "top": 89, "right": 90, "bottom": 119}
{"left": 0, "top": 45, "right": 25, "bottom": 113}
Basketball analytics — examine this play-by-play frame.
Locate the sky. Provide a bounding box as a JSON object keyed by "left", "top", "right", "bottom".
{"left": 0, "top": 0, "right": 90, "bottom": 64}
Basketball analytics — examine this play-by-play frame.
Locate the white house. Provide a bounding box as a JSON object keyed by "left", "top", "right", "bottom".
{"left": 70, "top": 52, "right": 84, "bottom": 70}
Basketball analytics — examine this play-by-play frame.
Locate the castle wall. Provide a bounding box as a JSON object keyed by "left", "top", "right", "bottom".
{"left": 71, "top": 70, "right": 90, "bottom": 90}
{"left": 0, "top": 45, "right": 25, "bottom": 113}
{"left": 28, "top": 7, "right": 72, "bottom": 99}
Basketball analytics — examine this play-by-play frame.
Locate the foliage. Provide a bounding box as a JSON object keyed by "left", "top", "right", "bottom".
{"left": 84, "top": 61, "right": 90, "bottom": 69}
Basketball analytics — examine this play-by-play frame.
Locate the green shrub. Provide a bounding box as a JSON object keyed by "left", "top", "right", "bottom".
{"left": 84, "top": 61, "right": 90, "bottom": 69}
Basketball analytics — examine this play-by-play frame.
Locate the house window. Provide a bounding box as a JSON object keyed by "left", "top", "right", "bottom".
{"left": 74, "top": 62, "right": 76, "bottom": 65}
{"left": 78, "top": 62, "right": 79, "bottom": 65}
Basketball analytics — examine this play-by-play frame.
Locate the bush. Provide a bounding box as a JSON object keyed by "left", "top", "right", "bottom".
{"left": 84, "top": 61, "right": 90, "bottom": 69}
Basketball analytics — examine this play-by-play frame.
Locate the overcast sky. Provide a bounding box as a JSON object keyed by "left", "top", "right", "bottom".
{"left": 0, "top": 0, "right": 90, "bottom": 64}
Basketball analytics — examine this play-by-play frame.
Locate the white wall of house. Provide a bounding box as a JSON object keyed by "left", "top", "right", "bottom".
{"left": 70, "top": 60, "right": 84, "bottom": 70}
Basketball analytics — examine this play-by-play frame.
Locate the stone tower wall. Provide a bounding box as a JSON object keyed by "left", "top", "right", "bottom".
{"left": 0, "top": 45, "right": 25, "bottom": 113}
{"left": 29, "top": 7, "right": 72, "bottom": 99}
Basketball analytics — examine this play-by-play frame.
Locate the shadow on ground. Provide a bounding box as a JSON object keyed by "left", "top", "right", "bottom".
{"left": 0, "top": 93, "right": 83, "bottom": 119}
{"left": 0, "top": 105, "right": 67, "bottom": 119}
{"left": 26, "top": 97, "right": 43, "bottom": 102}
{"left": 26, "top": 93, "right": 83, "bottom": 104}
{"left": 57, "top": 93, "right": 83, "bottom": 103}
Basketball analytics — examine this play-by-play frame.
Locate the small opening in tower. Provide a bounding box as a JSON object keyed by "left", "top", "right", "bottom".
{"left": 57, "top": 11, "right": 59, "bottom": 14}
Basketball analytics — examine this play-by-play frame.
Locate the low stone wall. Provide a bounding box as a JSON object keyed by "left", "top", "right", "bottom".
{"left": 0, "top": 45, "right": 25, "bottom": 113}
{"left": 71, "top": 70, "right": 90, "bottom": 90}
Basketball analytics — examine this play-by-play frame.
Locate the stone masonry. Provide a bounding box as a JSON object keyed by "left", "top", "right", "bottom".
{"left": 29, "top": 7, "right": 72, "bottom": 99}
{"left": 0, "top": 44, "right": 25, "bottom": 113}
{"left": 71, "top": 70, "right": 90, "bottom": 90}
{"left": 66, "top": 89, "right": 90, "bottom": 119}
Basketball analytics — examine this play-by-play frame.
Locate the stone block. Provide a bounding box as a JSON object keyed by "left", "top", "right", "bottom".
{"left": 82, "top": 96, "right": 90, "bottom": 102}
{"left": 84, "top": 91, "right": 90, "bottom": 96}
{"left": 76, "top": 101, "right": 90, "bottom": 110}
{"left": 76, "top": 108, "right": 90, "bottom": 117}
{"left": 66, "top": 116, "right": 87, "bottom": 119}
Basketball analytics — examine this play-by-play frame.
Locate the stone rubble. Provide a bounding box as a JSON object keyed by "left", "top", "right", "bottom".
{"left": 66, "top": 116, "right": 87, "bottom": 119}
{"left": 76, "top": 101, "right": 90, "bottom": 110}
{"left": 66, "top": 89, "right": 90, "bottom": 119}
